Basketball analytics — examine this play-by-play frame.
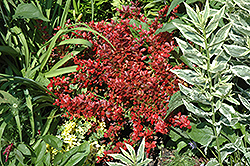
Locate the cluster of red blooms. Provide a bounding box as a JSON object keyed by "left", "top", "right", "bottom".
{"left": 3, "top": 143, "right": 13, "bottom": 162}
{"left": 47, "top": 2, "right": 191, "bottom": 163}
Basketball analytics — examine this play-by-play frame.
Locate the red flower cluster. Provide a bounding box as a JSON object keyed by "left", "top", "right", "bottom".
{"left": 47, "top": 3, "right": 191, "bottom": 162}
{"left": 3, "top": 143, "right": 13, "bottom": 162}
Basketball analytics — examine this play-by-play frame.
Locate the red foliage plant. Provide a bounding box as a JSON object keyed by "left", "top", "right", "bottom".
{"left": 47, "top": 2, "right": 191, "bottom": 163}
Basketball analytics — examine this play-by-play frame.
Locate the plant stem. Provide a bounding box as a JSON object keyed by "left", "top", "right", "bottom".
{"left": 202, "top": 27, "right": 222, "bottom": 165}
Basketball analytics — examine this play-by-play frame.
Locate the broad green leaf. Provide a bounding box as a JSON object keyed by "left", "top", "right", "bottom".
{"left": 166, "top": 0, "right": 185, "bottom": 17}
{"left": 43, "top": 152, "right": 51, "bottom": 166}
{"left": 173, "top": 23, "right": 204, "bottom": 48}
{"left": 205, "top": 6, "right": 225, "bottom": 38}
{"left": 108, "top": 154, "right": 133, "bottom": 165}
{"left": 231, "top": 65, "right": 250, "bottom": 85}
{"left": 60, "top": 145, "right": 79, "bottom": 166}
{"left": 54, "top": 153, "right": 63, "bottom": 165}
{"left": 0, "top": 46, "right": 19, "bottom": 56}
{"left": 41, "top": 109, "right": 57, "bottom": 136}
{"left": 14, "top": 112, "right": 22, "bottom": 142}
{"left": 165, "top": 91, "right": 192, "bottom": 119}
{"left": 13, "top": 3, "right": 50, "bottom": 21}
{"left": 175, "top": 38, "right": 206, "bottom": 69}
{"left": 64, "top": 153, "right": 86, "bottom": 166}
{"left": 0, "top": 90, "right": 18, "bottom": 104}
{"left": 41, "top": 135, "right": 63, "bottom": 150}
{"left": 183, "top": 100, "right": 212, "bottom": 118}
{"left": 44, "top": 65, "right": 78, "bottom": 78}
{"left": 171, "top": 69, "right": 207, "bottom": 85}
{"left": 209, "top": 23, "right": 232, "bottom": 56}
{"left": 58, "top": 38, "right": 92, "bottom": 47}
{"left": 176, "top": 141, "right": 187, "bottom": 152}
{"left": 187, "top": 122, "right": 214, "bottom": 146}
{"left": 136, "top": 137, "right": 145, "bottom": 163}
{"left": 35, "top": 141, "right": 46, "bottom": 163}
{"left": 14, "top": 149, "right": 24, "bottom": 164}
{"left": 223, "top": 44, "right": 250, "bottom": 58}
{"left": 17, "top": 144, "right": 31, "bottom": 156}
{"left": 239, "top": 94, "right": 250, "bottom": 111}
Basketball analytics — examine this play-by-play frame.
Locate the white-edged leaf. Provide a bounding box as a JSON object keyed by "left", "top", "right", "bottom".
{"left": 220, "top": 143, "right": 237, "bottom": 161}
{"left": 173, "top": 23, "right": 205, "bottom": 48}
{"left": 239, "top": 94, "right": 250, "bottom": 111}
{"left": 210, "top": 50, "right": 230, "bottom": 73}
{"left": 205, "top": 158, "right": 219, "bottom": 166}
{"left": 175, "top": 38, "right": 207, "bottom": 68}
{"left": 184, "top": 3, "right": 200, "bottom": 29}
{"left": 219, "top": 103, "right": 236, "bottom": 123}
{"left": 205, "top": 6, "right": 225, "bottom": 38}
{"left": 137, "top": 158, "right": 153, "bottom": 166}
{"left": 107, "top": 154, "right": 133, "bottom": 165}
{"left": 106, "top": 162, "right": 126, "bottom": 166}
{"left": 231, "top": 65, "right": 250, "bottom": 85}
{"left": 125, "top": 143, "right": 136, "bottom": 162}
{"left": 119, "top": 148, "right": 132, "bottom": 161}
{"left": 223, "top": 44, "right": 250, "bottom": 58}
{"left": 183, "top": 99, "right": 212, "bottom": 118}
{"left": 171, "top": 69, "right": 207, "bottom": 85}
{"left": 136, "top": 137, "right": 145, "bottom": 163}
{"left": 202, "top": 0, "right": 210, "bottom": 23}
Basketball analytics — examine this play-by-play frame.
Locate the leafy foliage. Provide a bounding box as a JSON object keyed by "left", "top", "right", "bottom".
{"left": 170, "top": 0, "right": 250, "bottom": 165}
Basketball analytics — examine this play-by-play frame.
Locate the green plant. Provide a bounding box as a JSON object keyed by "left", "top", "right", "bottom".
{"left": 106, "top": 137, "right": 152, "bottom": 166}
{"left": 168, "top": 0, "right": 250, "bottom": 165}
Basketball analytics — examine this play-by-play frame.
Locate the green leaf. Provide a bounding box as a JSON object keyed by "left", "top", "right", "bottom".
{"left": 210, "top": 50, "right": 230, "bottom": 73}
{"left": 176, "top": 141, "right": 187, "bottom": 152}
{"left": 205, "top": 6, "right": 225, "bottom": 38}
{"left": 223, "top": 44, "right": 250, "bottom": 58}
{"left": 41, "top": 135, "right": 63, "bottom": 150}
{"left": 173, "top": 23, "right": 204, "bottom": 48}
{"left": 60, "top": 0, "right": 71, "bottom": 28}
{"left": 202, "top": 0, "right": 210, "bottom": 23}
{"left": 183, "top": 100, "right": 212, "bottom": 118}
{"left": 64, "top": 153, "right": 87, "bottom": 166}
{"left": 188, "top": 122, "right": 214, "bottom": 146}
{"left": 60, "top": 145, "right": 79, "bottom": 166}
{"left": 14, "top": 149, "right": 24, "bottom": 164}
{"left": 171, "top": 69, "right": 207, "bottom": 85}
{"left": 154, "top": 19, "right": 183, "bottom": 35}
{"left": 205, "top": 158, "right": 219, "bottom": 166}
{"left": 53, "top": 153, "right": 63, "bottom": 165}
{"left": 58, "top": 39, "right": 92, "bottom": 47}
{"left": 13, "top": 3, "right": 50, "bottom": 21}
{"left": 231, "top": 65, "right": 250, "bottom": 85}
{"left": 125, "top": 143, "right": 136, "bottom": 162}
{"left": 35, "top": 141, "right": 46, "bottom": 163}
{"left": 17, "top": 144, "right": 31, "bottom": 156}
{"left": 219, "top": 103, "right": 236, "bottom": 124}
{"left": 209, "top": 23, "right": 232, "bottom": 56}
{"left": 184, "top": 3, "right": 200, "bottom": 29}
{"left": 239, "top": 94, "right": 250, "bottom": 111}
{"left": 0, "top": 122, "right": 7, "bottom": 165}
{"left": 212, "top": 83, "right": 232, "bottom": 98}
{"left": 24, "top": 89, "right": 35, "bottom": 139}
{"left": 43, "top": 152, "right": 51, "bottom": 166}
{"left": 44, "top": 65, "right": 78, "bottom": 78}
{"left": 0, "top": 46, "right": 19, "bottom": 56}
{"left": 166, "top": 0, "right": 185, "bottom": 17}
{"left": 0, "top": 90, "right": 18, "bottom": 104}
{"left": 220, "top": 143, "right": 237, "bottom": 161}
{"left": 175, "top": 38, "right": 206, "bottom": 69}
{"left": 136, "top": 137, "right": 145, "bottom": 163}
{"left": 108, "top": 154, "right": 133, "bottom": 165}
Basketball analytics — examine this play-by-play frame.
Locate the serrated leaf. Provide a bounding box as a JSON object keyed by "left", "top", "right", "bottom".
{"left": 108, "top": 154, "right": 133, "bottom": 165}
{"left": 13, "top": 3, "right": 50, "bottom": 21}
{"left": 173, "top": 23, "right": 205, "bottom": 48}
{"left": 41, "top": 135, "right": 63, "bottom": 150}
